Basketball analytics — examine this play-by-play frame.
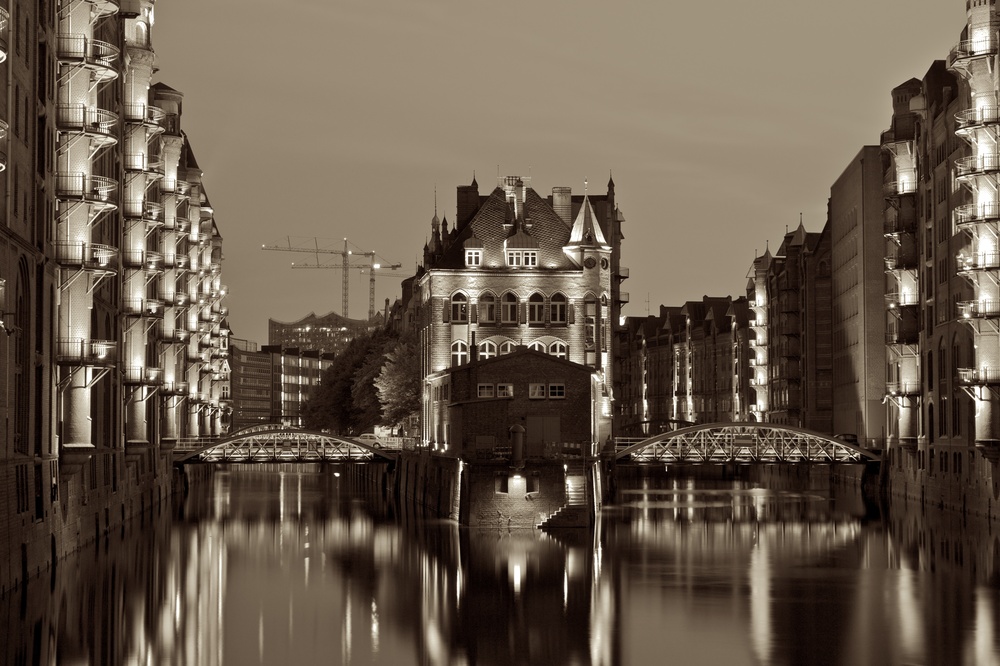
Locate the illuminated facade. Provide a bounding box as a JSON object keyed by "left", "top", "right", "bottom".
{"left": 268, "top": 310, "right": 375, "bottom": 355}
{"left": 410, "top": 175, "right": 626, "bottom": 454}
{"left": 0, "top": 1, "right": 230, "bottom": 591}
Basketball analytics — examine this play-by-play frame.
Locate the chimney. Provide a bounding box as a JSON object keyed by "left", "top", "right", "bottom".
{"left": 552, "top": 186, "right": 572, "bottom": 224}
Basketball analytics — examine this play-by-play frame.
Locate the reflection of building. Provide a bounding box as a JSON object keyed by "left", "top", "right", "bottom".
{"left": 268, "top": 311, "right": 378, "bottom": 355}
{"left": 408, "top": 175, "right": 625, "bottom": 453}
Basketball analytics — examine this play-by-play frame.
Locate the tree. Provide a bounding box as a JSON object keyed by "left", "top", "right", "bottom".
{"left": 374, "top": 337, "right": 421, "bottom": 430}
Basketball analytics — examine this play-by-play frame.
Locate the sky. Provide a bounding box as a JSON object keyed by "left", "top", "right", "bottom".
{"left": 152, "top": 0, "right": 966, "bottom": 345}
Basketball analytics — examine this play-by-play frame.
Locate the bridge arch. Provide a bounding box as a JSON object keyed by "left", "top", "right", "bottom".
{"left": 174, "top": 425, "right": 397, "bottom": 463}
{"left": 615, "top": 422, "right": 881, "bottom": 464}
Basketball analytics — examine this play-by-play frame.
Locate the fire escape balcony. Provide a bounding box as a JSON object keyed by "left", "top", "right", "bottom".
{"left": 121, "top": 249, "right": 164, "bottom": 274}
{"left": 124, "top": 153, "right": 164, "bottom": 177}
{"left": 948, "top": 32, "right": 1000, "bottom": 70}
{"left": 883, "top": 180, "right": 917, "bottom": 198}
{"left": 955, "top": 154, "right": 1000, "bottom": 179}
{"left": 160, "top": 177, "right": 190, "bottom": 196}
{"left": 886, "top": 292, "right": 919, "bottom": 310}
{"left": 879, "top": 131, "right": 914, "bottom": 157}
{"left": 618, "top": 291, "right": 630, "bottom": 304}
{"left": 886, "top": 381, "right": 921, "bottom": 397}
{"left": 54, "top": 241, "right": 118, "bottom": 273}
{"left": 885, "top": 251, "right": 918, "bottom": 272}
{"left": 157, "top": 290, "right": 189, "bottom": 308}
{"left": 56, "top": 34, "right": 120, "bottom": 83}
{"left": 122, "top": 365, "right": 163, "bottom": 386}
{"left": 0, "top": 8, "right": 9, "bottom": 64}
{"left": 122, "top": 297, "right": 164, "bottom": 319}
{"left": 957, "top": 252, "right": 1000, "bottom": 275}
{"left": 886, "top": 324, "right": 919, "bottom": 346}
{"left": 55, "top": 173, "right": 118, "bottom": 209}
{"left": 615, "top": 266, "right": 629, "bottom": 281}
{"left": 160, "top": 380, "right": 189, "bottom": 397}
{"left": 958, "top": 367, "right": 1000, "bottom": 386}
{"left": 55, "top": 105, "right": 118, "bottom": 148}
{"left": 956, "top": 106, "right": 1000, "bottom": 135}
{"left": 954, "top": 202, "right": 1000, "bottom": 230}
{"left": 884, "top": 214, "right": 918, "bottom": 238}
{"left": 160, "top": 326, "right": 190, "bottom": 344}
{"left": 56, "top": 338, "right": 116, "bottom": 367}
{"left": 123, "top": 200, "right": 164, "bottom": 233}
{"left": 123, "top": 103, "right": 167, "bottom": 134}
{"left": 958, "top": 300, "right": 1000, "bottom": 319}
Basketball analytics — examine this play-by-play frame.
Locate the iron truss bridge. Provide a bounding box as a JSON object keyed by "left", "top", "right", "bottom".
{"left": 173, "top": 424, "right": 397, "bottom": 463}
{"left": 614, "top": 423, "right": 881, "bottom": 464}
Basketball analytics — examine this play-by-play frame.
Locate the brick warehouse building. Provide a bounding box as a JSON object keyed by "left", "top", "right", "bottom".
{"left": 409, "top": 174, "right": 626, "bottom": 454}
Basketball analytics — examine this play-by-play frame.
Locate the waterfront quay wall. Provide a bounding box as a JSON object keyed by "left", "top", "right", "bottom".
{"left": 883, "top": 447, "right": 1000, "bottom": 521}
{"left": 0, "top": 445, "right": 174, "bottom": 595}
{"left": 395, "top": 451, "right": 575, "bottom": 528}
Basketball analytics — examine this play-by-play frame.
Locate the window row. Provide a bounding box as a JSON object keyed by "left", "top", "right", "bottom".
{"left": 476, "top": 382, "right": 566, "bottom": 399}
{"left": 452, "top": 339, "right": 568, "bottom": 365}
{"left": 449, "top": 292, "right": 572, "bottom": 325}
{"left": 465, "top": 249, "right": 538, "bottom": 267}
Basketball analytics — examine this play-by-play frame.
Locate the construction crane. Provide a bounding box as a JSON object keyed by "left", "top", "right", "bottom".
{"left": 261, "top": 237, "right": 401, "bottom": 320}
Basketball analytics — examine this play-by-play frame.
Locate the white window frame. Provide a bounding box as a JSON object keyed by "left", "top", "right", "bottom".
{"left": 528, "top": 293, "right": 545, "bottom": 325}
{"left": 501, "top": 293, "right": 518, "bottom": 324}
{"left": 522, "top": 250, "right": 538, "bottom": 266}
{"left": 529, "top": 383, "right": 546, "bottom": 399}
{"left": 451, "top": 293, "right": 469, "bottom": 322}
{"left": 451, "top": 340, "right": 468, "bottom": 367}
{"left": 549, "top": 383, "right": 566, "bottom": 399}
{"left": 496, "top": 383, "right": 513, "bottom": 398}
{"left": 480, "top": 292, "right": 496, "bottom": 323}
{"left": 528, "top": 341, "right": 546, "bottom": 352}
{"left": 499, "top": 341, "right": 516, "bottom": 355}
{"left": 550, "top": 293, "right": 567, "bottom": 325}
{"left": 465, "top": 249, "right": 482, "bottom": 266}
{"left": 477, "top": 383, "right": 494, "bottom": 398}
{"left": 479, "top": 340, "right": 497, "bottom": 360}
{"left": 549, "top": 341, "right": 567, "bottom": 359}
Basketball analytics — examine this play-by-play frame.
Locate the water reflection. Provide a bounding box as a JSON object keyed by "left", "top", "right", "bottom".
{"left": 5, "top": 465, "right": 1000, "bottom": 665}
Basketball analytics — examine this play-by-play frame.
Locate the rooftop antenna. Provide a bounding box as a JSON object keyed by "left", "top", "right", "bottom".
{"left": 434, "top": 185, "right": 437, "bottom": 217}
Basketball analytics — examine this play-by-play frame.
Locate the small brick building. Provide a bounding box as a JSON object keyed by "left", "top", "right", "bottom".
{"left": 429, "top": 348, "right": 606, "bottom": 458}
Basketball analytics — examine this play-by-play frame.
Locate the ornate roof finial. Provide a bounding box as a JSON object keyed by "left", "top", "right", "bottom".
{"left": 584, "top": 178, "right": 588, "bottom": 195}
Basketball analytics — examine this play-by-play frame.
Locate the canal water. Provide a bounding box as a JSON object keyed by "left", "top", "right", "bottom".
{"left": 3, "top": 463, "right": 1000, "bottom": 665}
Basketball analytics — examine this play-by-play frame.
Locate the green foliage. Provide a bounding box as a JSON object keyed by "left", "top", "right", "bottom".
{"left": 374, "top": 338, "right": 421, "bottom": 429}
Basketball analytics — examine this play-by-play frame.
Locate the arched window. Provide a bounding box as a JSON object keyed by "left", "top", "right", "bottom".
{"left": 584, "top": 296, "right": 597, "bottom": 345}
{"left": 528, "top": 340, "right": 546, "bottom": 352}
{"left": 550, "top": 293, "right": 567, "bottom": 325}
{"left": 528, "top": 293, "right": 545, "bottom": 325}
{"left": 499, "top": 341, "right": 515, "bottom": 355}
{"left": 549, "top": 341, "right": 567, "bottom": 359}
{"left": 501, "top": 293, "right": 518, "bottom": 325}
{"left": 451, "top": 293, "right": 468, "bottom": 322}
{"left": 479, "top": 340, "right": 497, "bottom": 360}
{"left": 479, "top": 292, "right": 496, "bottom": 324}
{"left": 451, "top": 340, "right": 468, "bottom": 367}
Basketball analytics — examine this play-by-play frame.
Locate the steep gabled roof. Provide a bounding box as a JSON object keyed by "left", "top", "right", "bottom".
{"left": 567, "top": 196, "right": 609, "bottom": 248}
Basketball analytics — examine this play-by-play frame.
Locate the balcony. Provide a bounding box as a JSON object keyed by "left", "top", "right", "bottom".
{"left": 958, "top": 367, "right": 1000, "bottom": 386}
{"left": 124, "top": 152, "right": 164, "bottom": 177}
{"left": 886, "top": 325, "right": 919, "bottom": 346}
{"left": 160, "top": 380, "right": 189, "bottom": 396}
{"left": 56, "top": 338, "right": 116, "bottom": 367}
{"left": 123, "top": 103, "right": 166, "bottom": 134}
{"left": 160, "top": 177, "right": 190, "bottom": 196}
{"left": 122, "top": 365, "right": 163, "bottom": 386}
{"left": 949, "top": 31, "right": 1000, "bottom": 69}
{"left": 56, "top": 34, "right": 120, "bottom": 83}
{"left": 54, "top": 241, "right": 118, "bottom": 273}
{"left": 883, "top": 180, "right": 916, "bottom": 198}
{"left": 121, "top": 249, "right": 164, "bottom": 274}
{"left": 884, "top": 251, "right": 918, "bottom": 272}
{"left": 122, "top": 297, "right": 164, "bottom": 319}
{"left": 615, "top": 267, "right": 630, "bottom": 280}
{"left": 955, "top": 153, "right": 1000, "bottom": 178}
{"left": 55, "top": 173, "right": 118, "bottom": 209}
{"left": 884, "top": 214, "right": 917, "bottom": 238}
{"left": 886, "top": 292, "right": 919, "bottom": 309}
{"left": 954, "top": 202, "right": 1000, "bottom": 229}
{"left": 55, "top": 105, "right": 118, "bottom": 147}
{"left": 0, "top": 7, "right": 9, "bottom": 64}
{"left": 958, "top": 300, "right": 1000, "bottom": 319}
{"left": 956, "top": 105, "right": 1000, "bottom": 133}
{"left": 618, "top": 291, "right": 630, "bottom": 304}
{"left": 885, "top": 381, "right": 921, "bottom": 396}
{"left": 160, "top": 327, "right": 190, "bottom": 344}
{"left": 880, "top": 134, "right": 914, "bottom": 157}
{"left": 957, "top": 252, "right": 1000, "bottom": 275}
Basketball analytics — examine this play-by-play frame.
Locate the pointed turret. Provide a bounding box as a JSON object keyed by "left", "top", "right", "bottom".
{"left": 567, "top": 196, "right": 609, "bottom": 248}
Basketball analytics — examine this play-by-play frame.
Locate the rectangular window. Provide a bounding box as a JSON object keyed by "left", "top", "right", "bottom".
{"left": 465, "top": 249, "right": 482, "bottom": 266}
{"left": 549, "top": 383, "right": 565, "bottom": 399}
{"left": 523, "top": 251, "right": 537, "bottom": 266}
{"left": 497, "top": 383, "right": 513, "bottom": 398}
{"left": 529, "top": 383, "right": 546, "bottom": 399}
{"left": 477, "top": 383, "right": 494, "bottom": 398}
{"left": 506, "top": 250, "right": 522, "bottom": 266}
{"left": 501, "top": 298, "right": 518, "bottom": 324}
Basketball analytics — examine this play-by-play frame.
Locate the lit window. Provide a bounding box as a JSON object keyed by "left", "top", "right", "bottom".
{"left": 497, "top": 383, "right": 513, "bottom": 398}
{"left": 529, "top": 383, "right": 546, "bottom": 399}
{"left": 506, "top": 250, "right": 522, "bottom": 266}
{"left": 451, "top": 293, "right": 468, "bottom": 322}
{"left": 501, "top": 293, "right": 518, "bottom": 324}
{"left": 528, "top": 341, "right": 546, "bottom": 352}
{"left": 585, "top": 297, "right": 597, "bottom": 345}
{"left": 480, "top": 292, "right": 496, "bottom": 323}
{"left": 549, "top": 341, "right": 567, "bottom": 358}
{"left": 479, "top": 340, "right": 497, "bottom": 359}
{"left": 523, "top": 250, "right": 537, "bottom": 266}
{"left": 478, "top": 383, "right": 494, "bottom": 398}
{"left": 465, "top": 249, "right": 482, "bottom": 266}
{"left": 499, "top": 341, "right": 515, "bottom": 355}
{"left": 451, "top": 340, "right": 468, "bottom": 367}
{"left": 549, "top": 383, "right": 565, "bottom": 399}
{"left": 550, "top": 293, "right": 567, "bottom": 324}
{"left": 528, "top": 293, "right": 545, "bottom": 325}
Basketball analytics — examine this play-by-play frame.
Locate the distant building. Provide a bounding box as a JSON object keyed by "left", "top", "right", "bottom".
{"left": 268, "top": 311, "right": 378, "bottom": 355}
{"left": 405, "top": 175, "right": 627, "bottom": 454}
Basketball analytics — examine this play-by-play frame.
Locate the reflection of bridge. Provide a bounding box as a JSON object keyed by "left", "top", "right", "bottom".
{"left": 615, "top": 423, "right": 881, "bottom": 463}
{"left": 173, "top": 424, "right": 398, "bottom": 463}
